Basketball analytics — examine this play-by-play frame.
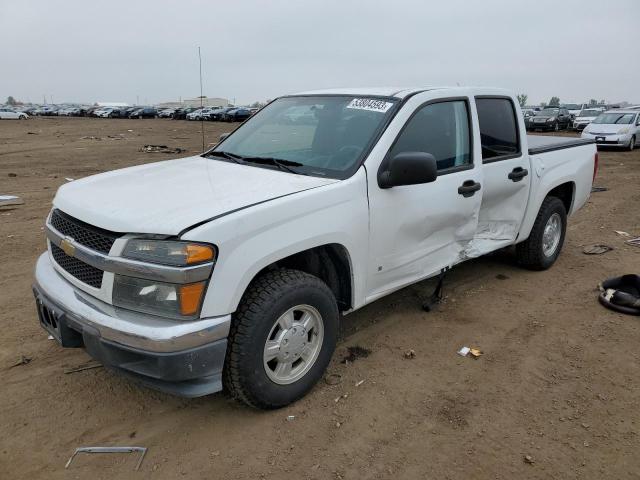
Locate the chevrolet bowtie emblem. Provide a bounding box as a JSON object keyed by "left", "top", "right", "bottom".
{"left": 60, "top": 237, "right": 76, "bottom": 257}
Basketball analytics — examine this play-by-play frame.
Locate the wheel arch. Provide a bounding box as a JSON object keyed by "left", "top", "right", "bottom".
{"left": 546, "top": 181, "right": 575, "bottom": 215}
{"left": 242, "top": 243, "right": 354, "bottom": 312}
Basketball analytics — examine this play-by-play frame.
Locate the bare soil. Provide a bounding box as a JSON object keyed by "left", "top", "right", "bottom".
{"left": 1, "top": 117, "right": 639, "bottom": 479}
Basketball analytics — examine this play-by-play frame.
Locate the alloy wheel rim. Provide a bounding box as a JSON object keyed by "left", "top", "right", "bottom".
{"left": 263, "top": 305, "right": 324, "bottom": 385}
{"left": 542, "top": 213, "right": 562, "bottom": 257}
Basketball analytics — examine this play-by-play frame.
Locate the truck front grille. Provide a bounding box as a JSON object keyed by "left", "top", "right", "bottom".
{"left": 50, "top": 243, "right": 104, "bottom": 288}
{"left": 49, "top": 209, "right": 120, "bottom": 254}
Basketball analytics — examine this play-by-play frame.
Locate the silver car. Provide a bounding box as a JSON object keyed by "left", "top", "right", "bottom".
{"left": 581, "top": 110, "right": 640, "bottom": 150}
{"left": 572, "top": 108, "right": 604, "bottom": 131}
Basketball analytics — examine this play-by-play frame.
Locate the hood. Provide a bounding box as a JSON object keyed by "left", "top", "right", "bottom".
{"left": 576, "top": 116, "right": 597, "bottom": 122}
{"left": 53, "top": 155, "right": 338, "bottom": 235}
{"left": 585, "top": 123, "right": 629, "bottom": 134}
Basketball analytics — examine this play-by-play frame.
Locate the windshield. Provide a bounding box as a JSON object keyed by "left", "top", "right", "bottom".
{"left": 579, "top": 109, "right": 601, "bottom": 117}
{"left": 563, "top": 104, "right": 580, "bottom": 110}
{"left": 538, "top": 108, "right": 559, "bottom": 116}
{"left": 208, "top": 95, "right": 398, "bottom": 178}
{"left": 592, "top": 113, "right": 636, "bottom": 125}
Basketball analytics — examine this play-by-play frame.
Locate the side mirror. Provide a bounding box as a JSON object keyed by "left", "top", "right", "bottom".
{"left": 378, "top": 152, "right": 438, "bottom": 189}
{"left": 219, "top": 133, "right": 230, "bottom": 142}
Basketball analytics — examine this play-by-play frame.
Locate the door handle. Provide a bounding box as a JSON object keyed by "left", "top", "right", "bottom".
{"left": 458, "top": 180, "right": 481, "bottom": 197}
{"left": 508, "top": 167, "right": 529, "bottom": 182}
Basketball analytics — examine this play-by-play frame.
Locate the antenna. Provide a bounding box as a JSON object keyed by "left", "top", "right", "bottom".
{"left": 198, "top": 46, "right": 205, "bottom": 153}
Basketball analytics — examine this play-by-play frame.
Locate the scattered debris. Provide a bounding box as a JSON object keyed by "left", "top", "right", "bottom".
{"left": 10, "top": 355, "right": 32, "bottom": 368}
{"left": 598, "top": 274, "right": 640, "bottom": 316}
{"left": 80, "top": 135, "right": 102, "bottom": 140}
{"left": 495, "top": 274, "right": 509, "bottom": 280}
{"left": 615, "top": 230, "right": 632, "bottom": 237}
{"left": 324, "top": 373, "right": 342, "bottom": 385}
{"left": 334, "top": 393, "right": 349, "bottom": 403}
{"left": 286, "top": 415, "right": 296, "bottom": 422}
{"left": 47, "top": 335, "right": 54, "bottom": 340}
{"left": 524, "top": 455, "right": 535, "bottom": 465}
{"left": 355, "top": 379, "right": 365, "bottom": 387}
{"left": 27, "top": 131, "right": 38, "bottom": 135}
{"left": 583, "top": 244, "right": 614, "bottom": 255}
{"left": 626, "top": 237, "right": 640, "bottom": 248}
{"left": 7, "top": 173, "right": 17, "bottom": 177}
{"left": 468, "top": 348, "right": 483, "bottom": 358}
{"left": 64, "top": 177, "right": 74, "bottom": 182}
{"left": 64, "top": 362, "right": 103, "bottom": 374}
{"left": 341, "top": 346, "right": 371, "bottom": 364}
{"left": 140, "top": 144, "right": 185, "bottom": 154}
{"left": 457, "top": 346, "right": 471, "bottom": 357}
{"left": 591, "top": 186, "right": 608, "bottom": 193}
{"left": 403, "top": 349, "right": 416, "bottom": 359}
{"left": 0, "top": 195, "right": 24, "bottom": 208}
{"left": 65, "top": 446, "right": 147, "bottom": 471}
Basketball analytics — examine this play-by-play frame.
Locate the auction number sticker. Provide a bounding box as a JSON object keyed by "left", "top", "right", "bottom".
{"left": 346, "top": 98, "right": 394, "bottom": 113}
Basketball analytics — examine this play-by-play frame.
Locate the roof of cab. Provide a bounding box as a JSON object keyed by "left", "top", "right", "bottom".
{"left": 291, "top": 86, "right": 512, "bottom": 99}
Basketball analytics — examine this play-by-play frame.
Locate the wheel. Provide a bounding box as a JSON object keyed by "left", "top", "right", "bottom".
{"left": 629, "top": 135, "right": 636, "bottom": 151}
{"left": 223, "top": 269, "right": 339, "bottom": 409}
{"left": 516, "top": 196, "right": 567, "bottom": 270}
{"left": 554, "top": 122, "right": 559, "bottom": 131}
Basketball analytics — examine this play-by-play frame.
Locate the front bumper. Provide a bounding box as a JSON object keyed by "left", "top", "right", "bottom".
{"left": 581, "top": 133, "right": 632, "bottom": 147}
{"left": 33, "top": 253, "right": 231, "bottom": 397}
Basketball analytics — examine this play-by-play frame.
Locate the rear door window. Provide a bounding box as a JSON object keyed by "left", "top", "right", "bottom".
{"left": 475, "top": 98, "right": 521, "bottom": 162}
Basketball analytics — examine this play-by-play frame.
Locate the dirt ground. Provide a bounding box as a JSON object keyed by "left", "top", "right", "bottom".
{"left": 1, "top": 117, "right": 639, "bottom": 480}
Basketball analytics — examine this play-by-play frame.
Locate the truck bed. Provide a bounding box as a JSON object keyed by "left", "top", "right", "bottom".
{"left": 527, "top": 135, "right": 594, "bottom": 155}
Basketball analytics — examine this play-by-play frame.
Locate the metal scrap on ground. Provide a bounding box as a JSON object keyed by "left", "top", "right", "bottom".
{"left": 140, "top": 144, "right": 186, "bottom": 154}
{"left": 583, "top": 244, "right": 614, "bottom": 255}
{"left": 65, "top": 446, "right": 147, "bottom": 471}
{"left": 0, "top": 195, "right": 24, "bottom": 208}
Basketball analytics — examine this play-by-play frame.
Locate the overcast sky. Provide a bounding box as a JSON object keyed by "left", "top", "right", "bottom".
{"left": 1, "top": 0, "right": 638, "bottom": 106}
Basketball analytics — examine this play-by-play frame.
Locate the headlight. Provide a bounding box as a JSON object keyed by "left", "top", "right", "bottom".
{"left": 618, "top": 127, "right": 630, "bottom": 135}
{"left": 113, "top": 276, "right": 206, "bottom": 320}
{"left": 123, "top": 239, "right": 215, "bottom": 266}
{"left": 547, "top": 117, "right": 556, "bottom": 122}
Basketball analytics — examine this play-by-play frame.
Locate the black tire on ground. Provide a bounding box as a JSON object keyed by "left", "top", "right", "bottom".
{"left": 629, "top": 135, "right": 635, "bottom": 151}
{"left": 223, "top": 268, "right": 339, "bottom": 409}
{"left": 516, "top": 196, "right": 567, "bottom": 270}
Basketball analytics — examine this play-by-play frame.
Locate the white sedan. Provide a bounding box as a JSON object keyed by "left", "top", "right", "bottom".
{"left": 581, "top": 110, "right": 640, "bottom": 150}
{"left": 0, "top": 109, "right": 28, "bottom": 120}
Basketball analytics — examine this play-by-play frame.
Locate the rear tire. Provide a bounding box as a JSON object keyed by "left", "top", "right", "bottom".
{"left": 516, "top": 196, "right": 567, "bottom": 270}
{"left": 223, "top": 269, "right": 339, "bottom": 409}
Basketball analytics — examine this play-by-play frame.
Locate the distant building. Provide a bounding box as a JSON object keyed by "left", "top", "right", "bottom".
{"left": 158, "top": 96, "right": 230, "bottom": 109}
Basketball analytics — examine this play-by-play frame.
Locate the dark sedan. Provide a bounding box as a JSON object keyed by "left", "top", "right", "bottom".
{"left": 526, "top": 107, "right": 572, "bottom": 131}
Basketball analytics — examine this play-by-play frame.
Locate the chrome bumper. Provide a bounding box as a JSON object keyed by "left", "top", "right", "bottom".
{"left": 34, "top": 252, "right": 230, "bottom": 353}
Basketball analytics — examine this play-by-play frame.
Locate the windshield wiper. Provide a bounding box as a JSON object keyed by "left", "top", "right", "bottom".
{"left": 241, "top": 156, "right": 304, "bottom": 174}
{"left": 203, "top": 150, "right": 245, "bottom": 164}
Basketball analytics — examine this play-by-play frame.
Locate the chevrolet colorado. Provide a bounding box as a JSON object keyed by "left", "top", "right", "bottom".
{"left": 33, "top": 87, "right": 597, "bottom": 408}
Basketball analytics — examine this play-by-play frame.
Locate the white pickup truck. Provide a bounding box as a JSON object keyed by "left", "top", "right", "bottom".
{"left": 34, "top": 87, "right": 597, "bottom": 408}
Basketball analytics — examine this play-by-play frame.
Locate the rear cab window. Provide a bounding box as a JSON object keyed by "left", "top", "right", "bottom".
{"left": 475, "top": 98, "right": 521, "bottom": 162}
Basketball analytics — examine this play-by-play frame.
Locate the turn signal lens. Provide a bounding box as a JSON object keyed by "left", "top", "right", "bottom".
{"left": 179, "top": 282, "right": 206, "bottom": 316}
{"left": 186, "top": 244, "right": 214, "bottom": 264}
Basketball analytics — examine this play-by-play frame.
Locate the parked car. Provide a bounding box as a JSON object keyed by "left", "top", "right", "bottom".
{"left": 562, "top": 103, "right": 583, "bottom": 119}
{"left": 158, "top": 108, "right": 175, "bottom": 118}
{"left": 171, "top": 107, "right": 198, "bottom": 120}
{"left": 223, "top": 107, "right": 252, "bottom": 122}
{"left": 34, "top": 87, "right": 597, "bottom": 408}
{"left": 581, "top": 110, "right": 640, "bottom": 150}
{"left": 572, "top": 108, "right": 605, "bottom": 131}
{"left": 208, "top": 107, "right": 236, "bottom": 121}
{"left": 0, "top": 109, "right": 28, "bottom": 120}
{"left": 186, "top": 108, "right": 205, "bottom": 120}
{"left": 527, "top": 107, "right": 572, "bottom": 131}
{"left": 129, "top": 107, "right": 158, "bottom": 119}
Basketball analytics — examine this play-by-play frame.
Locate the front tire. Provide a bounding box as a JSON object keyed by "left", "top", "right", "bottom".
{"left": 629, "top": 135, "right": 635, "bottom": 151}
{"left": 223, "top": 269, "right": 339, "bottom": 409}
{"left": 516, "top": 196, "right": 567, "bottom": 270}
